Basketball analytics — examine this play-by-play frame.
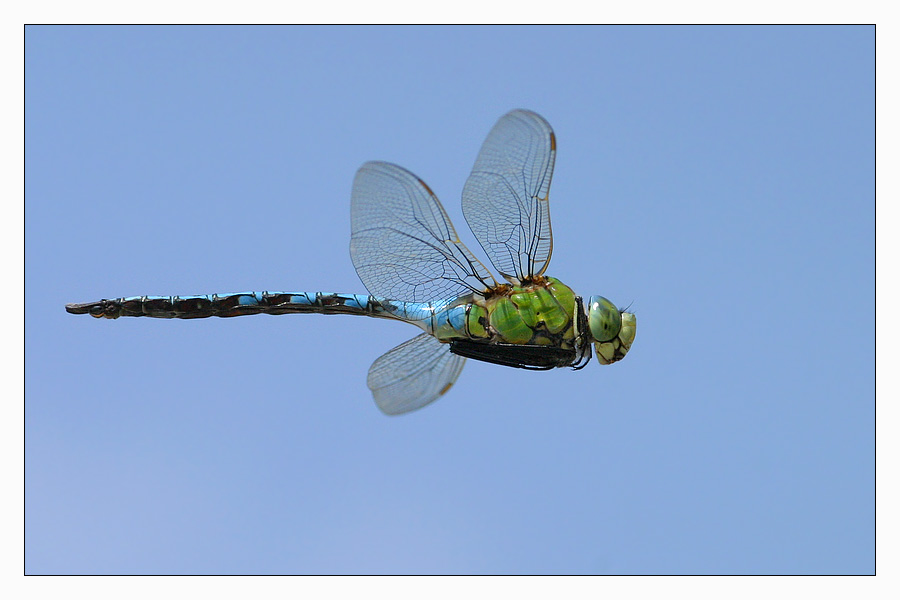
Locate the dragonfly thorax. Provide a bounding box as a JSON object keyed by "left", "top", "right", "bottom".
{"left": 474, "top": 277, "right": 579, "bottom": 347}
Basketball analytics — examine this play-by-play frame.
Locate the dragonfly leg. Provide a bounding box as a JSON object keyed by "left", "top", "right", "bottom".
{"left": 449, "top": 340, "right": 576, "bottom": 370}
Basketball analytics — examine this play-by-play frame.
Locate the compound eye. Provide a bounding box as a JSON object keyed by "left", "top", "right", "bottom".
{"left": 587, "top": 295, "right": 621, "bottom": 343}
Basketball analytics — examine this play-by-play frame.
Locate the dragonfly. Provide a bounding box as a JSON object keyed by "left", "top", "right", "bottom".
{"left": 67, "top": 110, "right": 636, "bottom": 415}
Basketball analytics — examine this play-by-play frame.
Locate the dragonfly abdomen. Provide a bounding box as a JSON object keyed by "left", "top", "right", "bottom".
{"left": 65, "top": 292, "right": 412, "bottom": 321}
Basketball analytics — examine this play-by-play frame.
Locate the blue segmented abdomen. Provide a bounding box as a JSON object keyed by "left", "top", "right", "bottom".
{"left": 65, "top": 291, "right": 423, "bottom": 322}
{"left": 66, "top": 291, "right": 487, "bottom": 342}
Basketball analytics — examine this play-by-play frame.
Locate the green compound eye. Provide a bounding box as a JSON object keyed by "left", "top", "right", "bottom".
{"left": 587, "top": 295, "right": 621, "bottom": 343}
{"left": 595, "top": 311, "right": 635, "bottom": 365}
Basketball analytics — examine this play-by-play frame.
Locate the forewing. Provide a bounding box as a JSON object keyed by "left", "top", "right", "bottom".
{"left": 461, "top": 109, "right": 556, "bottom": 283}
{"left": 367, "top": 333, "right": 466, "bottom": 415}
{"left": 351, "top": 162, "right": 496, "bottom": 302}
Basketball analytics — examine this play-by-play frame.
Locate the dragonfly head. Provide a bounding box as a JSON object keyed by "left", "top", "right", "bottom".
{"left": 586, "top": 296, "right": 636, "bottom": 365}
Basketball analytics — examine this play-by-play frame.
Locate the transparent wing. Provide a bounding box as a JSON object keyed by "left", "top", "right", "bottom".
{"left": 367, "top": 333, "right": 466, "bottom": 415}
{"left": 351, "top": 161, "right": 496, "bottom": 303}
{"left": 461, "top": 109, "right": 556, "bottom": 284}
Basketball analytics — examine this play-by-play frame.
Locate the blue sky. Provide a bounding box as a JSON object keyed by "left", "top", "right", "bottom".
{"left": 26, "top": 25, "right": 873, "bottom": 574}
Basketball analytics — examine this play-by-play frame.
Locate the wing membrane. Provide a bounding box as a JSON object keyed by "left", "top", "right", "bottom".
{"left": 461, "top": 110, "right": 556, "bottom": 283}
{"left": 351, "top": 161, "right": 496, "bottom": 302}
{"left": 367, "top": 333, "right": 466, "bottom": 415}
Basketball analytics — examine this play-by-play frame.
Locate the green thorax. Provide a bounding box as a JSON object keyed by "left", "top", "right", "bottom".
{"left": 447, "top": 276, "right": 578, "bottom": 347}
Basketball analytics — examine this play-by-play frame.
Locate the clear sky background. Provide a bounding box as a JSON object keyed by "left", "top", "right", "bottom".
{"left": 25, "top": 25, "right": 873, "bottom": 575}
